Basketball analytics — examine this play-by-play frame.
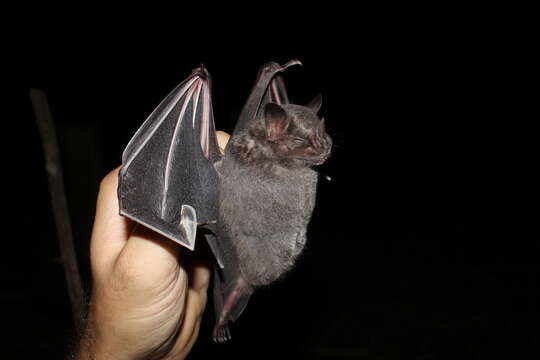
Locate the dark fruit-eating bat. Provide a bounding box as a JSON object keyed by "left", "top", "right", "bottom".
{"left": 118, "top": 60, "right": 332, "bottom": 343}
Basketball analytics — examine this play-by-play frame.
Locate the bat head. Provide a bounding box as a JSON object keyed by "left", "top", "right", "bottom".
{"left": 263, "top": 99, "right": 332, "bottom": 167}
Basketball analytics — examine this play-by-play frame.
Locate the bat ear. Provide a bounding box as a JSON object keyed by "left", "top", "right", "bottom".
{"left": 264, "top": 103, "right": 289, "bottom": 141}
{"left": 306, "top": 93, "right": 322, "bottom": 113}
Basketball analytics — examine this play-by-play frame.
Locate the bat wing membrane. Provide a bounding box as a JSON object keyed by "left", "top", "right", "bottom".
{"left": 119, "top": 67, "right": 220, "bottom": 250}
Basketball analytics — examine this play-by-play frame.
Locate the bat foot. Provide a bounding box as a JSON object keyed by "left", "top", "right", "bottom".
{"left": 212, "top": 322, "right": 232, "bottom": 343}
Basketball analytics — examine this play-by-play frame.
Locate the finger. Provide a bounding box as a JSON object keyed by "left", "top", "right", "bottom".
{"left": 216, "top": 131, "right": 230, "bottom": 154}
{"left": 184, "top": 250, "right": 211, "bottom": 294}
{"left": 116, "top": 222, "right": 181, "bottom": 282}
{"left": 90, "top": 166, "right": 135, "bottom": 276}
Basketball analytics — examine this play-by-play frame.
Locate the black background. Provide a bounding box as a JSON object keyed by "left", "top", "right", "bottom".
{"left": 6, "top": 4, "right": 540, "bottom": 359}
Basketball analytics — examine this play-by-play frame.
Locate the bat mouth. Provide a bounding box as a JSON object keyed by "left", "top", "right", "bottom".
{"left": 313, "top": 149, "right": 332, "bottom": 164}
{"left": 294, "top": 152, "right": 331, "bottom": 166}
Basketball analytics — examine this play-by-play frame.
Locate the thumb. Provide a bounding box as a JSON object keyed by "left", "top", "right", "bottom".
{"left": 117, "top": 224, "right": 182, "bottom": 281}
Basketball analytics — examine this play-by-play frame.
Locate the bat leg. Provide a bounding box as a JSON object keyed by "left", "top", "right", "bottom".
{"left": 212, "top": 276, "right": 252, "bottom": 343}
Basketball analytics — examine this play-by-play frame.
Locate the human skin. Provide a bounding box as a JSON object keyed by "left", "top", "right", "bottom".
{"left": 75, "top": 132, "right": 230, "bottom": 360}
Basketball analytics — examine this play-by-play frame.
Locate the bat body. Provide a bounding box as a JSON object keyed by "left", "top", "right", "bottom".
{"left": 118, "top": 61, "right": 332, "bottom": 342}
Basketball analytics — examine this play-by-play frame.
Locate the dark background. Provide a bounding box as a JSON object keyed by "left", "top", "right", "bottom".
{"left": 6, "top": 5, "right": 539, "bottom": 359}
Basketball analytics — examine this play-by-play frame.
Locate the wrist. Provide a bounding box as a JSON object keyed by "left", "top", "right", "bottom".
{"left": 75, "top": 325, "right": 139, "bottom": 360}
{"left": 74, "top": 303, "right": 136, "bottom": 360}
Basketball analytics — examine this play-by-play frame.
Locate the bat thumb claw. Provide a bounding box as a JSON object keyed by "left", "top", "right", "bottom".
{"left": 283, "top": 59, "right": 303, "bottom": 69}
{"left": 179, "top": 205, "right": 197, "bottom": 249}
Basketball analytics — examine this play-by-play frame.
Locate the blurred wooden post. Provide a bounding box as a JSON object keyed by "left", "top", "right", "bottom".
{"left": 29, "top": 89, "right": 84, "bottom": 329}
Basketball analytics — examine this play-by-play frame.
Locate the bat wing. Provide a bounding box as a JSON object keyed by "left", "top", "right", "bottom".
{"left": 118, "top": 66, "right": 221, "bottom": 250}
{"left": 262, "top": 72, "right": 292, "bottom": 106}
{"left": 232, "top": 60, "right": 301, "bottom": 135}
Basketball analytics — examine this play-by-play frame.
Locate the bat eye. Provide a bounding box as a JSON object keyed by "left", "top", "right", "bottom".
{"left": 293, "top": 137, "right": 306, "bottom": 144}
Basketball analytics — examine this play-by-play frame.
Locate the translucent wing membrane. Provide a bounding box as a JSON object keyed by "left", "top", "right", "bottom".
{"left": 119, "top": 67, "right": 220, "bottom": 250}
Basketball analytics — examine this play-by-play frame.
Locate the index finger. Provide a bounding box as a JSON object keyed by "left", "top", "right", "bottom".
{"left": 90, "top": 167, "right": 135, "bottom": 276}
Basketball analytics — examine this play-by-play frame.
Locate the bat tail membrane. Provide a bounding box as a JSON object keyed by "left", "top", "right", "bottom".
{"left": 118, "top": 66, "right": 221, "bottom": 250}
{"left": 234, "top": 60, "right": 302, "bottom": 135}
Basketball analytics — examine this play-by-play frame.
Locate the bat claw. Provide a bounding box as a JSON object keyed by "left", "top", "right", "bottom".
{"left": 283, "top": 59, "right": 302, "bottom": 68}
{"left": 261, "top": 60, "right": 302, "bottom": 76}
{"left": 213, "top": 323, "right": 232, "bottom": 343}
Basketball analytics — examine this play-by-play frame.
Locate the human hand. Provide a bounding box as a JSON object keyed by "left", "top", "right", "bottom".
{"left": 76, "top": 131, "right": 230, "bottom": 360}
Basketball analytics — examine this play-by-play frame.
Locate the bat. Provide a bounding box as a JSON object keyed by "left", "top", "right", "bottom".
{"left": 118, "top": 60, "right": 332, "bottom": 343}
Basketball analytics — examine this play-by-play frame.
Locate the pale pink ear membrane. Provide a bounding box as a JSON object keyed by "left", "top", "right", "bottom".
{"left": 264, "top": 103, "right": 289, "bottom": 141}
{"left": 306, "top": 93, "right": 323, "bottom": 113}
